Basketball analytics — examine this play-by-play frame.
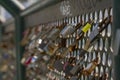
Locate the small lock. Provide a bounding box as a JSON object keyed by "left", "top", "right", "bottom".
{"left": 53, "top": 60, "right": 64, "bottom": 72}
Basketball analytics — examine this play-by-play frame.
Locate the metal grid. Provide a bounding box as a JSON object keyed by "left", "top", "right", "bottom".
{"left": 45, "top": 8, "right": 113, "bottom": 80}
{"left": 22, "top": 0, "right": 113, "bottom": 80}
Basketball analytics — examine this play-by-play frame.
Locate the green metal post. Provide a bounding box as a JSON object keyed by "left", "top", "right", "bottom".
{"left": 113, "top": 0, "right": 120, "bottom": 80}
{"left": 0, "top": 24, "right": 2, "bottom": 42}
{"left": 15, "top": 16, "right": 26, "bottom": 80}
{"left": 0, "top": 1, "right": 25, "bottom": 80}
{"left": 0, "top": 1, "right": 64, "bottom": 80}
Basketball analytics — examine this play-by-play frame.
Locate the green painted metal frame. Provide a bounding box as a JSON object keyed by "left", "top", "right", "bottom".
{"left": 113, "top": 0, "right": 120, "bottom": 80}
{"left": 0, "top": 0, "right": 21, "bottom": 16}
{"left": 0, "top": 22, "right": 2, "bottom": 42}
{"left": 0, "top": 0, "right": 63, "bottom": 80}
{"left": 0, "top": 0, "right": 25, "bottom": 80}
{"left": 21, "top": 0, "right": 63, "bottom": 17}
